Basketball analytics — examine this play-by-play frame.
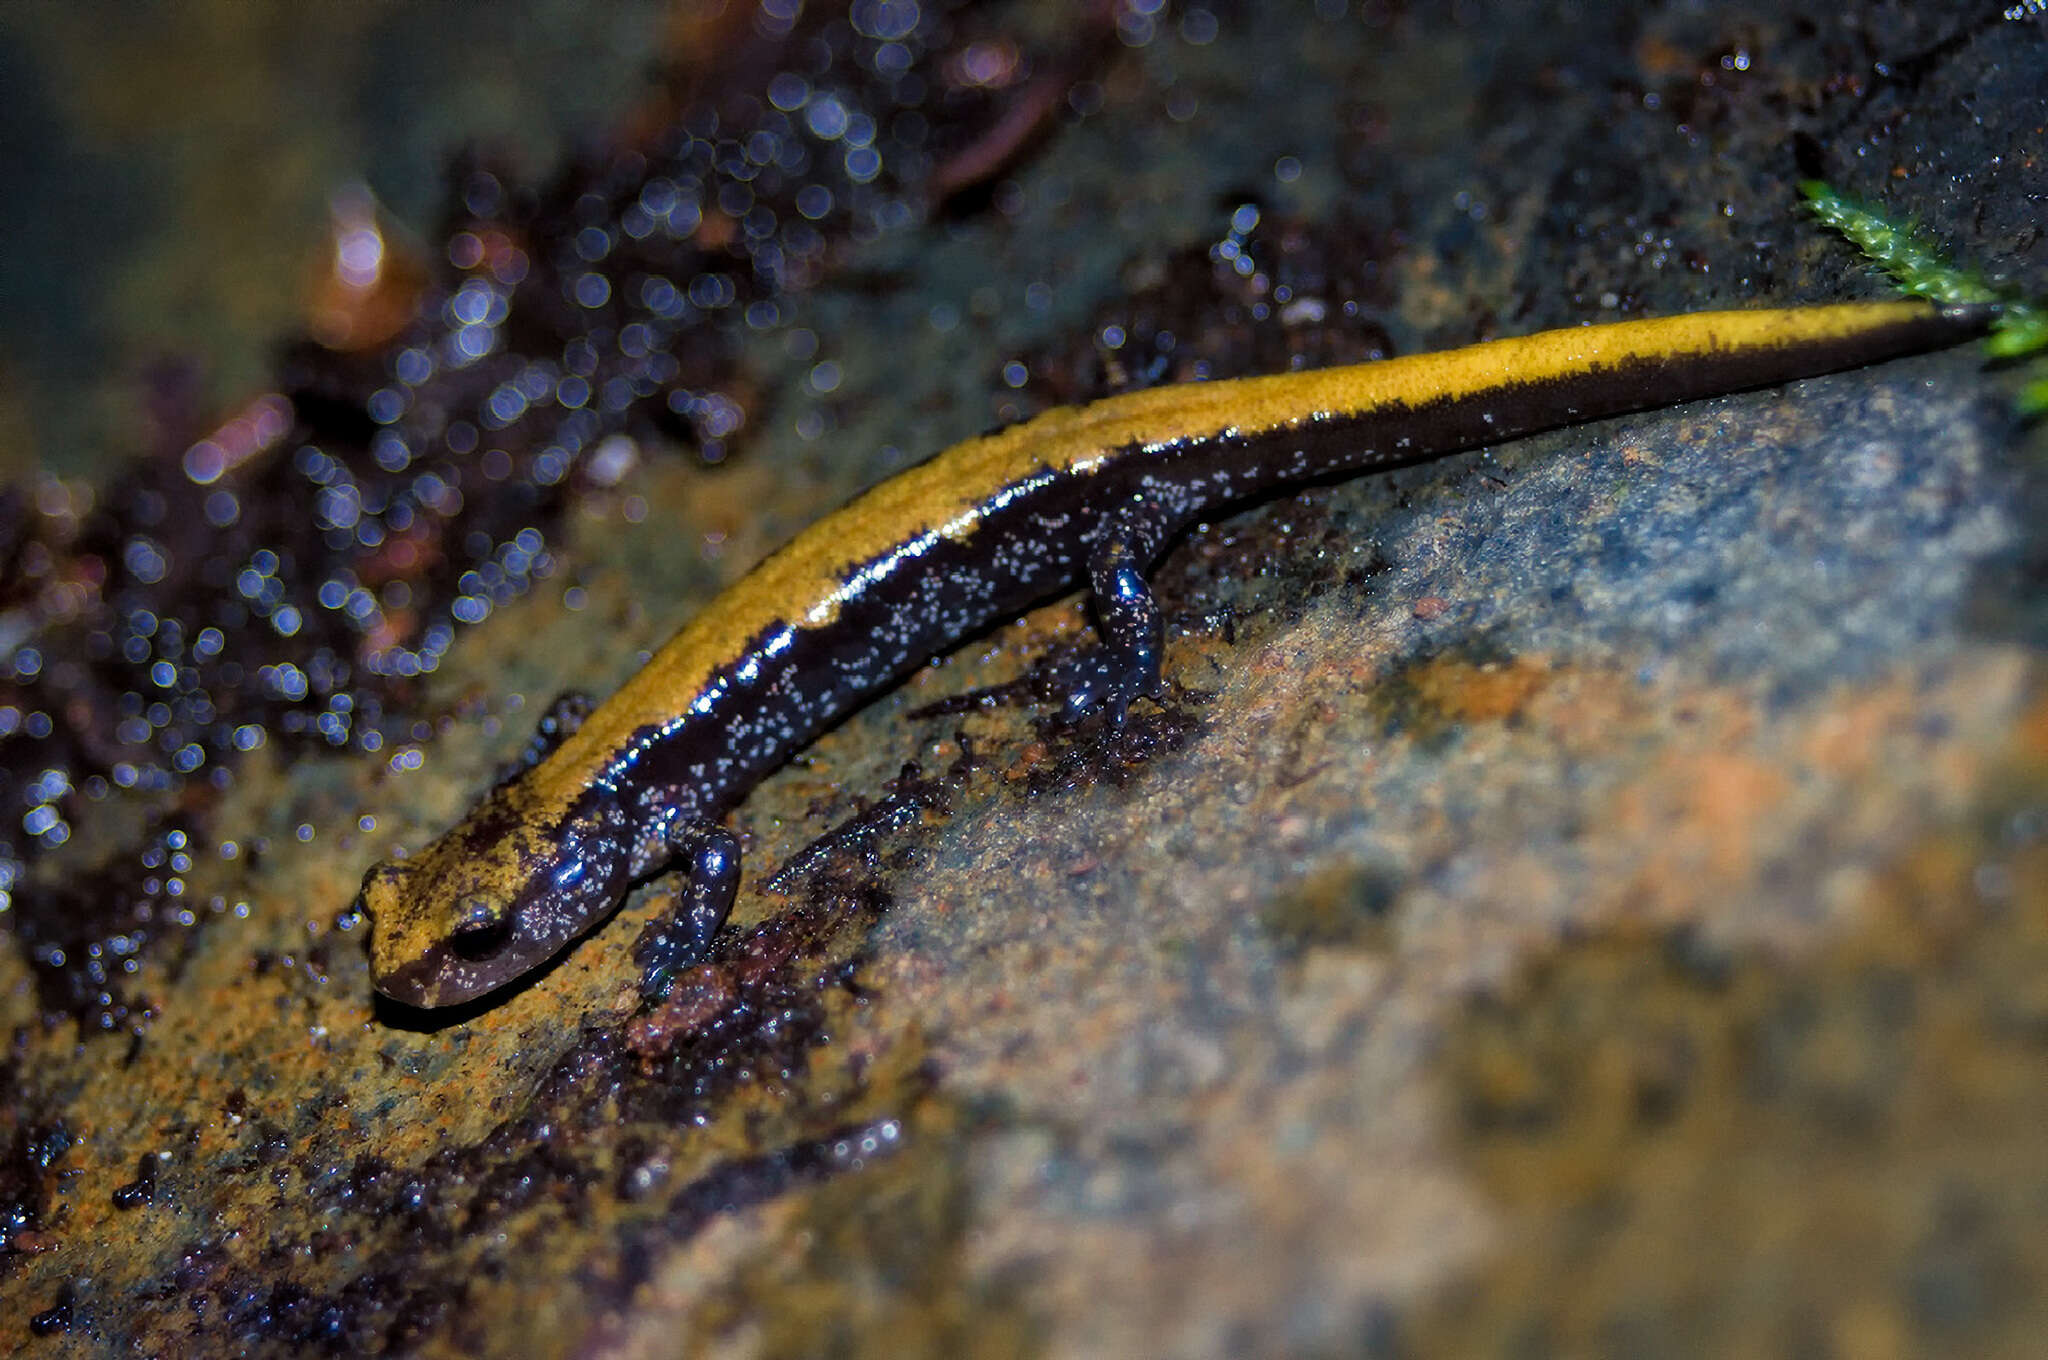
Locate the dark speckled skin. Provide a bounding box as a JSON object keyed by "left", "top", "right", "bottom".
{"left": 364, "top": 302, "right": 1993, "bottom": 1008}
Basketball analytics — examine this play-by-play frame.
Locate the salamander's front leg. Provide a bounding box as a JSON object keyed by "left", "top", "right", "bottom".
{"left": 631, "top": 818, "right": 741, "bottom": 1000}
{"left": 517, "top": 691, "right": 594, "bottom": 769}
{"left": 1046, "top": 506, "right": 1171, "bottom": 726}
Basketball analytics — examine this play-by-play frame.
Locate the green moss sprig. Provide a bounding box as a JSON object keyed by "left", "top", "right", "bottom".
{"left": 1800, "top": 179, "right": 2047, "bottom": 415}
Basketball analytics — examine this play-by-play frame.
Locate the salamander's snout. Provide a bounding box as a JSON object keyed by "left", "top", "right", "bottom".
{"left": 356, "top": 857, "right": 411, "bottom": 927}
{"left": 358, "top": 857, "right": 423, "bottom": 993}
{"left": 356, "top": 836, "right": 588, "bottom": 1010}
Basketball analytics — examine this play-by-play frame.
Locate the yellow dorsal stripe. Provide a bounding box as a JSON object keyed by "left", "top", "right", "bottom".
{"left": 516, "top": 300, "right": 1939, "bottom": 820}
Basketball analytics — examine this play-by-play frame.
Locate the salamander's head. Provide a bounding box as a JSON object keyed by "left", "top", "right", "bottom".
{"left": 361, "top": 789, "right": 634, "bottom": 1009}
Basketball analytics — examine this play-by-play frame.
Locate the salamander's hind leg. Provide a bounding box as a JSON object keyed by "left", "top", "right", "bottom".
{"left": 1042, "top": 509, "right": 1170, "bottom": 726}
{"left": 908, "top": 501, "right": 1177, "bottom": 726}
{"left": 631, "top": 820, "right": 741, "bottom": 1000}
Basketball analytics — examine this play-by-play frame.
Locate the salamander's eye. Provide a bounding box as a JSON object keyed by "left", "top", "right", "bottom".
{"left": 448, "top": 897, "right": 513, "bottom": 959}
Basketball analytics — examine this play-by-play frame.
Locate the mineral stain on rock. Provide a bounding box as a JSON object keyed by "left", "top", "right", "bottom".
{"left": 1411, "top": 768, "right": 2048, "bottom": 1356}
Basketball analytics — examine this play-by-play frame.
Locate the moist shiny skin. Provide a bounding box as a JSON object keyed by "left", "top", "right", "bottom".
{"left": 361, "top": 301, "right": 1990, "bottom": 1008}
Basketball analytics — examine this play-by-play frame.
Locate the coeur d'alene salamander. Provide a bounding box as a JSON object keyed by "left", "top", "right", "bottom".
{"left": 362, "top": 299, "right": 1991, "bottom": 1008}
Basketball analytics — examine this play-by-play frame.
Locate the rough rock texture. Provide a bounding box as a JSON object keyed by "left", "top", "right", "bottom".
{"left": 2, "top": 3, "right": 2044, "bottom": 1356}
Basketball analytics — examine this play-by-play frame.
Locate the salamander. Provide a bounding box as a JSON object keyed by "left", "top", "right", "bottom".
{"left": 362, "top": 299, "right": 1992, "bottom": 1008}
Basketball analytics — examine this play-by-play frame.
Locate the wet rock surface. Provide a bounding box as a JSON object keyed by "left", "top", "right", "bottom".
{"left": 1, "top": 3, "right": 2045, "bottom": 1356}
